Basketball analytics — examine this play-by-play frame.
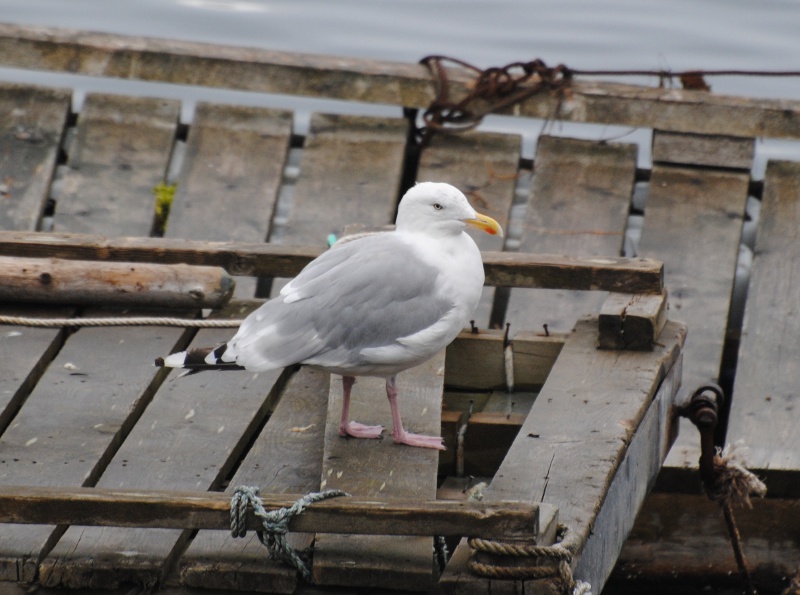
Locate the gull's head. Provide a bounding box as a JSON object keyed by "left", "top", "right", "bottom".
{"left": 395, "top": 182, "right": 504, "bottom": 237}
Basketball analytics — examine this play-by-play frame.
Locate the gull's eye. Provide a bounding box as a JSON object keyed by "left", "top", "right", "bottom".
{"left": 433, "top": 203, "right": 443, "bottom": 211}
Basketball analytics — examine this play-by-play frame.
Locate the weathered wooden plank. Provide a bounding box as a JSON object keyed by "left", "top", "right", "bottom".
{"left": 0, "top": 84, "right": 70, "bottom": 231}
{"left": 37, "top": 304, "right": 288, "bottom": 590}
{"left": 726, "top": 160, "right": 800, "bottom": 477}
{"left": 174, "top": 367, "right": 328, "bottom": 593}
{"left": 0, "top": 310, "right": 191, "bottom": 583}
{"left": 652, "top": 130, "right": 755, "bottom": 170}
{"left": 166, "top": 103, "right": 292, "bottom": 298}
{"left": 598, "top": 290, "right": 668, "bottom": 350}
{"left": 0, "top": 484, "right": 542, "bottom": 540}
{"left": 441, "top": 318, "right": 685, "bottom": 595}
{"left": 505, "top": 136, "right": 636, "bottom": 333}
{"left": 53, "top": 93, "right": 179, "bottom": 236}
{"left": 0, "top": 256, "right": 233, "bottom": 308}
{"left": 638, "top": 164, "right": 749, "bottom": 469}
{"left": 0, "top": 231, "right": 665, "bottom": 293}
{"left": 2, "top": 24, "right": 800, "bottom": 139}
{"left": 416, "top": 131, "right": 520, "bottom": 326}
{"left": 444, "top": 328, "right": 564, "bottom": 391}
{"left": 0, "top": 305, "right": 72, "bottom": 438}
{"left": 277, "top": 113, "right": 405, "bottom": 243}
{"left": 313, "top": 356, "right": 444, "bottom": 590}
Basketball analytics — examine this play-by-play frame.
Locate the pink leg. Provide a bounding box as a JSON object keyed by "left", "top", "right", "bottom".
{"left": 386, "top": 376, "right": 445, "bottom": 450}
{"left": 338, "top": 376, "right": 383, "bottom": 439}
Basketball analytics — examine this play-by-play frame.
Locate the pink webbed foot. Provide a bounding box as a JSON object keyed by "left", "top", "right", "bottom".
{"left": 391, "top": 428, "right": 445, "bottom": 450}
{"left": 339, "top": 420, "right": 384, "bottom": 439}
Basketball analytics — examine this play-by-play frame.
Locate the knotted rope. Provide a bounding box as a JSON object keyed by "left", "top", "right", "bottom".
{"left": 230, "top": 486, "right": 349, "bottom": 582}
{"left": 468, "top": 526, "right": 592, "bottom": 595}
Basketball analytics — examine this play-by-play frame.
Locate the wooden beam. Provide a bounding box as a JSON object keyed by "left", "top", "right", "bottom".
{"left": 0, "top": 485, "right": 545, "bottom": 541}
{"left": 598, "top": 290, "right": 669, "bottom": 350}
{"left": 2, "top": 24, "right": 800, "bottom": 139}
{"left": 0, "top": 256, "right": 233, "bottom": 308}
{"left": 0, "top": 231, "right": 665, "bottom": 293}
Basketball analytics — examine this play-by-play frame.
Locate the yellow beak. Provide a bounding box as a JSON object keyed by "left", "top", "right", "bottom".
{"left": 466, "top": 213, "right": 504, "bottom": 237}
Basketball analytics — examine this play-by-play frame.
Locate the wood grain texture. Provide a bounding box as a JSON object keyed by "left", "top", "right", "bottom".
{"left": 37, "top": 304, "right": 287, "bottom": 590}
{"left": 416, "top": 130, "right": 521, "bottom": 326}
{"left": 505, "top": 135, "right": 637, "bottom": 333}
{"left": 166, "top": 103, "right": 292, "bottom": 298}
{"left": 0, "top": 231, "right": 665, "bottom": 292}
{"left": 0, "top": 484, "right": 542, "bottom": 540}
{"left": 0, "top": 305, "right": 72, "bottom": 439}
{"left": 598, "top": 290, "right": 668, "bottom": 350}
{"left": 638, "top": 164, "right": 749, "bottom": 469}
{"left": 312, "top": 356, "right": 444, "bottom": 590}
{"left": 441, "top": 318, "right": 685, "bottom": 595}
{"left": 53, "top": 93, "right": 179, "bottom": 236}
{"left": 444, "top": 328, "right": 564, "bottom": 391}
{"left": 269, "top": 113, "right": 407, "bottom": 295}
{"left": 0, "top": 256, "right": 233, "bottom": 308}
{"left": 281, "top": 114, "right": 405, "bottom": 244}
{"left": 0, "top": 310, "right": 191, "bottom": 583}
{"left": 0, "top": 83, "right": 70, "bottom": 231}
{"left": 3, "top": 24, "right": 800, "bottom": 139}
{"left": 726, "top": 160, "right": 800, "bottom": 477}
{"left": 174, "top": 367, "right": 328, "bottom": 594}
{"left": 651, "top": 130, "right": 755, "bottom": 170}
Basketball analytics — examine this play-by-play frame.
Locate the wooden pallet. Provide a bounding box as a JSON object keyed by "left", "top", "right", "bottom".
{"left": 0, "top": 23, "right": 799, "bottom": 592}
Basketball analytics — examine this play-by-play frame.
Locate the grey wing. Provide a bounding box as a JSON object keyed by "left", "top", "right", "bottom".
{"left": 226, "top": 234, "right": 454, "bottom": 371}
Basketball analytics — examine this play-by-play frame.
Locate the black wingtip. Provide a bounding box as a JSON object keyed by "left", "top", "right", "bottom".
{"left": 155, "top": 357, "right": 165, "bottom": 367}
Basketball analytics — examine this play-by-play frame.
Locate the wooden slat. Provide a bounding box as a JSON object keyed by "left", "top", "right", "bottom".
{"left": 269, "top": 112, "right": 407, "bottom": 296}
{"left": 166, "top": 103, "right": 292, "bottom": 297}
{"left": 638, "top": 162, "right": 749, "bottom": 469}
{"left": 0, "top": 305, "right": 72, "bottom": 437}
{"left": 416, "top": 130, "right": 521, "bottom": 326}
{"left": 652, "top": 130, "right": 755, "bottom": 170}
{"left": 3, "top": 24, "right": 800, "bottom": 139}
{"left": 726, "top": 160, "right": 800, "bottom": 480}
{"left": 0, "top": 84, "right": 70, "bottom": 231}
{"left": 0, "top": 484, "right": 543, "bottom": 540}
{"left": 0, "top": 310, "right": 191, "bottom": 583}
{"left": 37, "top": 304, "right": 288, "bottom": 589}
{"left": 174, "top": 367, "right": 328, "bottom": 594}
{"left": 444, "top": 328, "right": 564, "bottom": 391}
{"left": 0, "top": 231, "right": 665, "bottom": 293}
{"left": 279, "top": 113, "right": 406, "bottom": 243}
{"left": 441, "top": 318, "right": 685, "bottom": 594}
{"left": 53, "top": 93, "right": 179, "bottom": 236}
{"left": 505, "top": 136, "right": 636, "bottom": 333}
{"left": 312, "top": 356, "right": 445, "bottom": 590}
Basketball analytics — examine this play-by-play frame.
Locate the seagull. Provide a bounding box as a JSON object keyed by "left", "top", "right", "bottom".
{"left": 156, "top": 182, "right": 502, "bottom": 449}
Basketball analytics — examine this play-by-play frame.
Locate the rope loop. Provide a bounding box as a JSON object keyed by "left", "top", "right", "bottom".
{"left": 230, "top": 486, "right": 349, "bottom": 582}
{"left": 467, "top": 527, "right": 592, "bottom": 595}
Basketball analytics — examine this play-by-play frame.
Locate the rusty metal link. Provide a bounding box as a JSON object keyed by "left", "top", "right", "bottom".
{"left": 679, "top": 383, "right": 760, "bottom": 595}
{"left": 417, "top": 55, "right": 573, "bottom": 144}
{"left": 680, "top": 383, "right": 725, "bottom": 491}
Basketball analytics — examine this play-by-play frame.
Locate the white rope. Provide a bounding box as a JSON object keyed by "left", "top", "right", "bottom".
{"left": 0, "top": 315, "right": 244, "bottom": 328}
